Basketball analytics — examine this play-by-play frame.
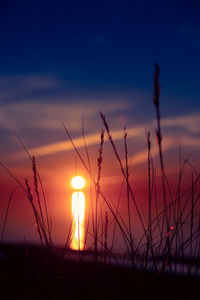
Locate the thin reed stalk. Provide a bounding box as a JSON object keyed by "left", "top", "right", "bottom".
{"left": 32, "top": 157, "right": 45, "bottom": 232}
{"left": 100, "top": 112, "right": 147, "bottom": 240}
{"left": 25, "top": 179, "right": 44, "bottom": 247}
{"left": 189, "top": 172, "right": 194, "bottom": 275}
{"left": 153, "top": 64, "right": 168, "bottom": 235}
{"left": 14, "top": 134, "right": 52, "bottom": 246}
{"left": 145, "top": 131, "right": 154, "bottom": 270}
{"left": 81, "top": 116, "right": 93, "bottom": 251}
{"left": 124, "top": 126, "right": 135, "bottom": 265}
{"left": 0, "top": 186, "right": 20, "bottom": 243}
{"left": 124, "top": 128, "right": 132, "bottom": 239}
{"left": 104, "top": 211, "right": 108, "bottom": 265}
{"left": 94, "top": 130, "right": 104, "bottom": 262}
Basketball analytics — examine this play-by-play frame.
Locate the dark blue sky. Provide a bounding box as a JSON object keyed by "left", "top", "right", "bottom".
{"left": 1, "top": 1, "right": 200, "bottom": 101}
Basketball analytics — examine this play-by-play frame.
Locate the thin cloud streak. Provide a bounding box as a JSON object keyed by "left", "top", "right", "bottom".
{"left": 8, "top": 125, "right": 145, "bottom": 160}
{"left": 6, "top": 112, "right": 200, "bottom": 164}
{"left": 0, "top": 99, "right": 131, "bottom": 131}
{"left": 162, "top": 113, "right": 200, "bottom": 133}
{"left": 0, "top": 74, "right": 60, "bottom": 102}
{"left": 124, "top": 137, "right": 174, "bottom": 166}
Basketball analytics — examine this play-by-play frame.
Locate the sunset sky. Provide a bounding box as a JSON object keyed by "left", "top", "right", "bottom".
{"left": 0, "top": 1, "right": 200, "bottom": 245}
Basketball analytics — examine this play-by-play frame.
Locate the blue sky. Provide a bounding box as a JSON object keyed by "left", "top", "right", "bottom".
{"left": 1, "top": 1, "right": 200, "bottom": 94}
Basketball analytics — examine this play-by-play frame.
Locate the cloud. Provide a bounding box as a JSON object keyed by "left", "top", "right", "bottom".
{"left": 126, "top": 113, "right": 200, "bottom": 166}
{"left": 0, "top": 74, "right": 199, "bottom": 164}
{"left": 0, "top": 74, "right": 60, "bottom": 102}
{"left": 0, "top": 98, "right": 131, "bottom": 132}
{"left": 179, "top": 136, "right": 200, "bottom": 148}
{"left": 0, "top": 73, "right": 134, "bottom": 132}
{"left": 7, "top": 124, "right": 144, "bottom": 160}
{"left": 162, "top": 113, "right": 200, "bottom": 133}
{"left": 124, "top": 137, "right": 175, "bottom": 166}
{"left": 6, "top": 112, "right": 200, "bottom": 162}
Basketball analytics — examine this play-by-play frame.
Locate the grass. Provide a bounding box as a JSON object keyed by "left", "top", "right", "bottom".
{"left": 0, "top": 64, "right": 200, "bottom": 298}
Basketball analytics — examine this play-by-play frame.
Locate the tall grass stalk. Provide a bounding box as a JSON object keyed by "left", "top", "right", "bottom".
{"left": 94, "top": 129, "right": 104, "bottom": 262}
{"left": 81, "top": 117, "right": 93, "bottom": 252}
{"left": 124, "top": 126, "right": 135, "bottom": 265}
{"left": 0, "top": 186, "right": 20, "bottom": 243}
{"left": 14, "top": 134, "right": 52, "bottom": 246}
{"left": 145, "top": 131, "right": 155, "bottom": 270}
{"left": 100, "top": 113, "right": 147, "bottom": 241}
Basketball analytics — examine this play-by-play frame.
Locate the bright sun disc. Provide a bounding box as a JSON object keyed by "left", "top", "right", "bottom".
{"left": 71, "top": 176, "right": 85, "bottom": 190}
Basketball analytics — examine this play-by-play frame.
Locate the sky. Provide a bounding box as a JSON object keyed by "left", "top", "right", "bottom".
{"left": 0, "top": 0, "right": 200, "bottom": 245}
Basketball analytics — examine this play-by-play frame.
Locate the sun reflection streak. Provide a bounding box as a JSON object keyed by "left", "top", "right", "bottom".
{"left": 71, "top": 191, "right": 85, "bottom": 250}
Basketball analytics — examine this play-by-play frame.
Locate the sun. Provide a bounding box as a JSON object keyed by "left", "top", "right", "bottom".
{"left": 71, "top": 176, "right": 85, "bottom": 190}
